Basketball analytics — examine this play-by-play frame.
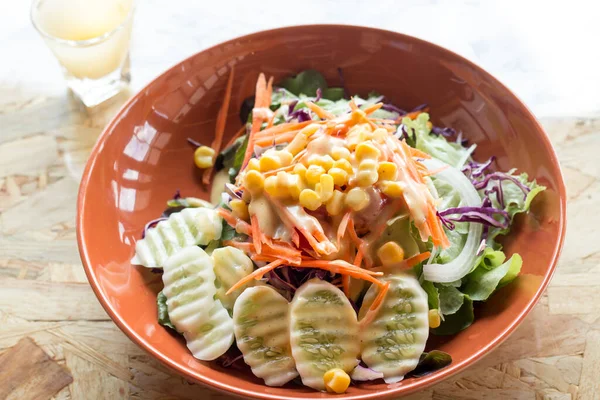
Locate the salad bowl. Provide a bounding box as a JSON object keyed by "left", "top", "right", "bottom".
{"left": 77, "top": 25, "right": 566, "bottom": 399}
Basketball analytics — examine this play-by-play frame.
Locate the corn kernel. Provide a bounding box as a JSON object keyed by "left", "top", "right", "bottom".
{"left": 318, "top": 174, "right": 334, "bottom": 202}
{"left": 359, "top": 159, "right": 378, "bottom": 171}
{"left": 243, "top": 170, "right": 265, "bottom": 195}
{"left": 345, "top": 187, "right": 369, "bottom": 211}
{"left": 307, "top": 154, "right": 334, "bottom": 171}
{"left": 293, "top": 163, "right": 307, "bottom": 179}
{"left": 355, "top": 169, "right": 378, "bottom": 187}
{"left": 331, "top": 146, "right": 351, "bottom": 160}
{"left": 286, "top": 133, "right": 308, "bottom": 155}
{"left": 287, "top": 174, "right": 305, "bottom": 199}
{"left": 378, "top": 161, "right": 398, "bottom": 181}
{"left": 355, "top": 141, "right": 381, "bottom": 161}
{"left": 259, "top": 153, "right": 282, "bottom": 172}
{"left": 328, "top": 167, "right": 348, "bottom": 186}
{"left": 246, "top": 158, "right": 260, "bottom": 171}
{"left": 194, "top": 146, "right": 215, "bottom": 169}
{"left": 299, "top": 189, "right": 322, "bottom": 211}
{"left": 373, "top": 128, "right": 388, "bottom": 142}
{"left": 230, "top": 199, "right": 249, "bottom": 221}
{"left": 299, "top": 123, "right": 321, "bottom": 138}
{"left": 428, "top": 309, "right": 441, "bottom": 329}
{"left": 264, "top": 175, "right": 289, "bottom": 198}
{"left": 377, "top": 241, "right": 405, "bottom": 267}
{"left": 380, "top": 180, "right": 403, "bottom": 198}
{"left": 326, "top": 190, "right": 345, "bottom": 216}
{"left": 333, "top": 159, "right": 353, "bottom": 174}
{"left": 305, "top": 165, "right": 325, "bottom": 186}
{"left": 275, "top": 150, "right": 293, "bottom": 166}
{"left": 359, "top": 129, "right": 375, "bottom": 142}
{"left": 324, "top": 368, "right": 350, "bottom": 394}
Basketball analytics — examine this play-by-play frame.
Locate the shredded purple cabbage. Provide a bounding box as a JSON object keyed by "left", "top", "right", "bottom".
{"left": 473, "top": 172, "right": 531, "bottom": 198}
{"left": 173, "top": 190, "right": 181, "bottom": 200}
{"left": 381, "top": 103, "right": 407, "bottom": 114}
{"left": 141, "top": 217, "right": 167, "bottom": 238}
{"left": 288, "top": 108, "right": 312, "bottom": 122}
{"left": 187, "top": 138, "right": 202, "bottom": 148}
{"left": 431, "top": 126, "right": 457, "bottom": 138}
{"left": 438, "top": 206, "right": 510, "bottom": 230}
{"left": 315, "top": 88, "right": 322, "bottom": 102}
{"left": 462, "top": 157, "right": 496, "bottom": 178}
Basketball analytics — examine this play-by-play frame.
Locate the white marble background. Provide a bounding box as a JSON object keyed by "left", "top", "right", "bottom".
{"left": 1, "top": 0, "right": 599, "bottom": 117}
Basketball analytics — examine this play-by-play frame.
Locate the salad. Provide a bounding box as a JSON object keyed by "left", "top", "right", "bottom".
{"left": 131, "top": 69, "right": 544, "bottom": 393}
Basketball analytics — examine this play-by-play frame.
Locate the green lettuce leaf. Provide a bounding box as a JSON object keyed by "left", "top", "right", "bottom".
{"left": 280, "top": 70, "right": 328, "bottom": 97}
{"left": 432, "top": 295, "right": 474, "bottom": 335}
{"left": 462, "top": 254, "right": 523, "bottom": 301}
{"left": 227, "top": 133, "right": 249, "bottom": 182}
{"left": 157, "top": 291, "right": 176, "bottom": 330}
{"left": 437, "top": 285, "right": 465, "bottom": 315}
{"left": 421, "top": 280, "right": 440, "bottom": 310}
{"left": 402, "top": 113, "right": 473, "bottom": 168}
{"left": 407, "top": 350, "right": 452, "bottom": 378}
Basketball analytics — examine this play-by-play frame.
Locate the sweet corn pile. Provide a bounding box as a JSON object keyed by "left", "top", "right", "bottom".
{"left": 240, "top": 122, "right": 406, "bottom": 216}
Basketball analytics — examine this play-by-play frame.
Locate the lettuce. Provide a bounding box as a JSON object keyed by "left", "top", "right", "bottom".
{"left": 157, "top": 291, "right": 176, "bottom": 330}
{"left": 403, "top": 113, "right": 474, "bottom": 168}
{"left": 462, "top": 254, "right": 522, "bottom": 301}
{"left": 432, "top": 295, "right": 474, "bottom": 335}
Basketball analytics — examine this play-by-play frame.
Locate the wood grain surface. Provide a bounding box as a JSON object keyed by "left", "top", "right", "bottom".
{"left": 0, "top": 97, "right": 598, "bottom": 399}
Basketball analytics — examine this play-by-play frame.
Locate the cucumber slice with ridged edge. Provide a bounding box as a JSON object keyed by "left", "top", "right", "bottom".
{"left": 162, "top": 246, "right": 217, "bottom": 335}
{"left": 233, "top": 286, "right": 298, "bottom": 386}
{"left": 358, "top": 272, "right": 429, "bottom": 383}
{"left": 185, "top": 299, "right": 234, "bottom": 361}
{"left": 132, "top": 207, "right": 222, "bottom": 268}
{"left": 212, "top": 247, "right": 255, "bottom": 312}
{"left": 289, "top": 279, "right": 360, "bottom": 391}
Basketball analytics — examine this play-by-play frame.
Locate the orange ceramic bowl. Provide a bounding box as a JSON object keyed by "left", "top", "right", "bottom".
{"left": 77, "top": 25, "right": 566, "bottom": 399}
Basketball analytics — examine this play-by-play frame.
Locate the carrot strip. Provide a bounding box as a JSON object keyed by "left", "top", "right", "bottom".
{"left": 363, "top": 103, "right": 383, "bottom": 115}
{"left": 349, "top": 98, "right": 359, "bottom": 112}
{"left": 242, "top": 74, "right": 269, "bottom": 168}
{"left": 347, "top": 218, "right": 364, "bottom": 250}
{"left": 408, "top": 147, "right": 432, "bottom": 160}
{"left": 250, "top": 215, "right": 262, "bottom": 254}
{"left": 203, "top": 66, "right": 236, "bottom": 185}
{"left": 254, "top": 121, "right": 313, "bottom": 139}
{"left": 291, "top": 230, "right": 300, "bottom": 248}
{"left": 226, "top": 259, "right": 285, "bottom": 295}
{"left": 405, "top": 251, "right": 432, "bottom": 268}
{"left": 337, "top": 211, "right": 351, "bottom": 247}
{"left": 359, "top": 281, "right": 390, "bottom": 327}
{"left": 305, "top": 101, "right": 335, "bottom": 120}
{"left": 223, "top": 240, "right": 253, "bottom": 252}
{"left": 299, "top": 259, "right": 382, "bottom": 277}
{"left": 420, "top": 165, "right": 449, "bottom": 177}
{"left": 353, "top": 247, "right": 364, "bottom": 267}
{"left": 217, "top": 208, "right": 252, "bottom": 236}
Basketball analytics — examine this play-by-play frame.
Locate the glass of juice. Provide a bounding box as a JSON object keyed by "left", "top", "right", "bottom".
{"left": 31, "top": 0, "right": 135, "bottom": 107}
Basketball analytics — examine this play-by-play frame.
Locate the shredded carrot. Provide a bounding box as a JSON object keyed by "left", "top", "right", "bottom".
{"left": 226, "top": 259, "right": 285, "bottom": 295}
{"left": 420, "top": 164, "right": 449, "bottom": 177}
{"left": 408, "top": 147, "right": 432, "bottom": 160}
{"left": 254, "top": 121, "right": 313, "bottom": 139}
{"left": 305, "top": 101, "right": 335, "bottom": 120}
{"left": 217, "top": 208, "right": 252, "bottom": 236}
{"left": 349, "top": 98, "right": 359, "bottom": 112}
{"left": 363, "top": 102, "right": 383, "bottom": 115}
{"left": 346, "top": 218, "right": 364, "bottom": 250}
{"left": 359, "top": 281, "right": 390, "bottom": 327}
{"left": 223, "top": 240, "right": 253, "bottom": 253}
{"left": 250, "top": 214, "right": 262, "bottom": 254}
{"left": 203, "top": 66, "right": 235, "bottom": 185}
{"left": 405, "top": 251, "right": 432, "bottom": 268}
{"left": 342, "top": 275, "right": 351, "bottom": 297}
{"left": 353, "top": 247, "right": 364, "bottom": 267}
{"left": 337, "top": 211, "right": 351, "bottom": 247}
{"left": 298, "top": 259, "right": 383, "bottom": 285}
{"left": 242, "top": 73, "right": 271, "bottom": 168}
{"left": 291, "top": 230, "right": 300, "bottom": 248}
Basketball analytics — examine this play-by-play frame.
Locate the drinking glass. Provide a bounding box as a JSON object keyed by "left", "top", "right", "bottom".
{"left": 31, "top": 0, "right": 135, "bottom": 107}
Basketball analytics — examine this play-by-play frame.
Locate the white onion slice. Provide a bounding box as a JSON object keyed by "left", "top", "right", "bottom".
{"left": 422, "top": 158, "right": 482, "bottom": 283}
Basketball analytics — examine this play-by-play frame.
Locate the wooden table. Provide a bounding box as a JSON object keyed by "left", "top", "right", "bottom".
{"left": 1, "top": 3, "right": 599, "bottom": 398}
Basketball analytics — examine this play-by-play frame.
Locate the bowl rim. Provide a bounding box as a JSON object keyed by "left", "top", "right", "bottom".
{"left": 77, "top": 23, "right": 567, "bottom": 399}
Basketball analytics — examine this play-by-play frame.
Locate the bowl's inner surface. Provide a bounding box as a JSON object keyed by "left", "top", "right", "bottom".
{"left": 79, "top": 26, "right": 564, "bottom": 398}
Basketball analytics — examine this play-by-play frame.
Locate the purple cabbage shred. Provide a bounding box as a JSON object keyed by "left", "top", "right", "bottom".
{"left": 438, "top": 206, "right": 510, "bottom": 230}
{"left": 186, "top": 138, "right": 202, "bottom": 148}
{"left": 142, "top": 217, "right": 168, "bottom": 238}
{"left": 315, "top": 87, "right": 322, "bottom": 102}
